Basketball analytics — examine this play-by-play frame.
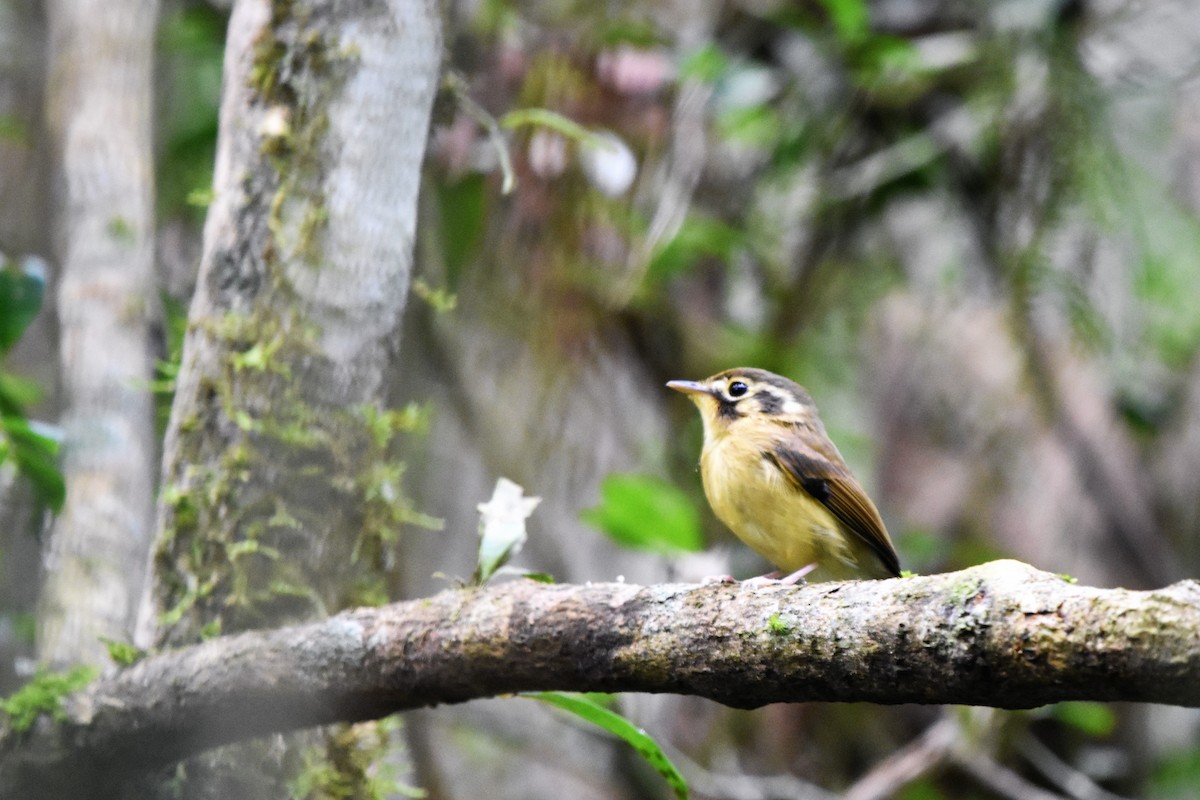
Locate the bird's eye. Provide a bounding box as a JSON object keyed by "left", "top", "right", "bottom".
{"left": 728, "top": 381, "right": 749, "bottom": 398}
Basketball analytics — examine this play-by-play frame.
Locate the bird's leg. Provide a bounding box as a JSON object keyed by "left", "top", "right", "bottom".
{"left": 777, "top": 563, "right": 817, "bottom": 585}
{"left": 739, "top": 564, "right": 817, "bottom": 587}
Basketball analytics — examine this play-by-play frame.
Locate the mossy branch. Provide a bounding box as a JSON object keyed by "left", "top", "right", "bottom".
{"left": 2, "top": 560, "right": 1198, "bottom": 798}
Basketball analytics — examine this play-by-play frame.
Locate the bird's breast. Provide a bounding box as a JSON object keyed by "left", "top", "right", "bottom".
{"left": 699, "top": 431, "right": 862, "bottom": 577}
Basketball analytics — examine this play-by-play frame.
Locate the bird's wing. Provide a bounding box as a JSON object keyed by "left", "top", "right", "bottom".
{"left": 768, "top": 444, "right": 901, "bottom": 577}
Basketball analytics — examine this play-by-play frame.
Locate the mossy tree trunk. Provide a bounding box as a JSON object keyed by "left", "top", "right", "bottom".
{"left": 130, "top": 0, "right": 441, "bottom": 795}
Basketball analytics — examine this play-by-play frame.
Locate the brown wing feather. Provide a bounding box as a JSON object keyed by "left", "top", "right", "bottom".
{"left": 768, "top": 444, "right": 901, "bottom": 577}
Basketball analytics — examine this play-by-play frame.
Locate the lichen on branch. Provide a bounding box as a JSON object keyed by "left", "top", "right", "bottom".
{"left": 3, "top": 560, "right": 1198, "bottom": 798}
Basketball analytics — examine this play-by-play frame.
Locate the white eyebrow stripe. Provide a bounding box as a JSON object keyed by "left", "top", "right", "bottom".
{"left": 754, "top": 382, "right": 805, "bottom": 415}
{"left": 756, "top": 383, "right": 789, "bottom": 399}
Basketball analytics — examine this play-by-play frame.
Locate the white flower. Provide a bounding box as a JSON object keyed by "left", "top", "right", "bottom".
{"left": 578, "top": 131, "right": 637, "bottom": 197}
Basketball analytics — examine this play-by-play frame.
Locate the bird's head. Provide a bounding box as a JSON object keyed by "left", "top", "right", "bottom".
{"left": 667, "top": 368, "right": 818, "bottom": 440}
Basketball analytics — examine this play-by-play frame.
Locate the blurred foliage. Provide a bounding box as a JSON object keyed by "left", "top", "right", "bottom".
{"left": 0, "top": 115, "right": 28, "bottom": 144}
{"left": 0, "top": 665, "right": 96, "bottom": 732}
{"left": 581, "top": 473, "right": 703, "bottom": 554}
{"left": 417, "top": 0, "right": 1200, "bottom": 795}
{"left": 148, "top": 292, "right": 189, "bottom": 436}
{"left": 1050, "top": 701, "right": 1118, "bottom": 738}
{"left": 528, "top": 692, "right": 688, "bottom": 799}
{"left": 0, "top": 258, "right": 63, "bottom": 512}
{"left": 157, "top": 3, "right": 226, "bottom": 222}
{"left": 0, "top": 264, "right": 42, "bottom": 352}
{"left": 1151, "top": 745, "right": 1200, "bottom": 800}
{"left": 5, "top": 0, "right": 1192, "bottom": 794}
{"left": 290, "top": 718, "right": 426, "bottom": 800}
{"left": 101, "top": 637, "right": 147, "bottom": 668}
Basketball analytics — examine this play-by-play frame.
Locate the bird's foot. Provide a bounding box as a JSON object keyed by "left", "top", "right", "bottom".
{"left": 700, "top": 574, "right": 738, "bottom": 585}
{"left": 740, "top": 564, "right": 817, "bottom": 588}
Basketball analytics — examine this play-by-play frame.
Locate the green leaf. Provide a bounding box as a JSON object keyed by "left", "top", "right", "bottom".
{"left": 1151, "top": 744, "right": 1200, "bottom": 800}
{"left": 715, "top": 104, "right": 781, "bottom": 147}
{"left": 581, "top": 473, "right": 703, "bottom": 554}
{"left": 648, "top": 214, "right": 742, "bottom": 283}
{"left": 436, "top": 174, "right": 487, "bottom": 286}
{"left": 596, "top": 19, "right": 664, "bottom": 48}
{"left": 896, "top": 778, "right": 947, "bottom": 800}
{"left": 679, "top": 45, "right": 728, "bottom": 84}
{"left": 528, "top": 692, "right": 689, "bottom": 800}
{"left": 488, "top": 566, "right": 556, "bottom": 584}
{"left": 1, "top": 416, "right": 65, "bottom": 513}
{"left": 0, "top": 259, "right": 45, "bottom": 353}
{"left": 412, "top": 278, "right": 458, "bottom": 313}
{"left": 102, "top": 638, "right": 147, "bottom": 667}
{"left": 1052, "top": 701, "right": 1117, "bottom": 737}
{"left": 818, "top": 0, "right": 869, "bottom": 42}
{"left": 158, "top": 5, "right": 223, "bottom": 221}
{"left": 0, "top": 373, "right": 42, "bottom": 416}
{"left": 474, "top": 478, "right": 542, "bottom": 585}
{"left": 499, "top": 108, "right": 608, "bottom": 150}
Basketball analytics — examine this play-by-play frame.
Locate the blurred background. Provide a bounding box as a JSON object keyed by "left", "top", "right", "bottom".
{"left": 3, "top": 0, "right": 1200, "bottom": 797}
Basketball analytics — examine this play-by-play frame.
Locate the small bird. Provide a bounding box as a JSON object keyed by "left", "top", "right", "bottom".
{"left": 668, "top": 368, "right": 900, "bottom": 583}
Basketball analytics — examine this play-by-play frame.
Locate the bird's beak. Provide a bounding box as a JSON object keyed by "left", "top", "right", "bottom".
{"left": 666, "top": 379, "right": 709, "bottom": 397}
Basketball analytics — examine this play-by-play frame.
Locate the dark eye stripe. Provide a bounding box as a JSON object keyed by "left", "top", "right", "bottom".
{"left": 717, "top": 399, "right": 742, "bottom": 420}
{"left": 754, "top": 390, "right": 783, "bottom": 415}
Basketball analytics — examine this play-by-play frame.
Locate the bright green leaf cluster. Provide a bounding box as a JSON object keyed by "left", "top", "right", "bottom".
{"left": 581, "top": 473, "right": 704, "bottom": 555}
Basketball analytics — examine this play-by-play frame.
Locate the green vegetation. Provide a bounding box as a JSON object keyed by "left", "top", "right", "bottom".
{"left": 102, "top": 638, "right": 147, "bottom": 667}
{"left": 0, "top": 258, "right": 63, "bottom": 513}
{"left": 0, "top": 666, "right": 97, "bottom": 732}
{"left": 528, "top": 692, "right": 689, "bottom": 800}
{"left": 582, "top": 473, "right": 704, "bottom": 555}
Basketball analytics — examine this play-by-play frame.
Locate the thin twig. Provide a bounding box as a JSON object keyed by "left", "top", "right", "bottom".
{"left": 1018, "top": 733, "right": 1134, "bottom": 800}
{"left": 443, "top": 72, "right": 517, "bottom": 194}
{"left": 663, "top": 740, "right": 838, "bottom": 800}
{"left": 953, "top": 749, "right": 1068, "bottom": 800}
{"left": 844, "top": 715, "right": 957, "bottom": 800}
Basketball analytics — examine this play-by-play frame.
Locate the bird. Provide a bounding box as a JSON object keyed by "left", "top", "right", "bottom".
{"left": 668, "top": 367, "right": 900, "bottom": 583}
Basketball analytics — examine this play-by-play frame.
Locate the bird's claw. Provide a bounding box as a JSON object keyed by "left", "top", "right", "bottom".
{"left": 740, "top": 564, "right": 817, "bottom": 587}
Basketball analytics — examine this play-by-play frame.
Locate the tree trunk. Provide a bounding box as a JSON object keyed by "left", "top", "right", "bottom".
{"left": 37, "top": 0, "right": 159, "bottom": 669}
{"left": 131, "top": 0, "right": 441, "bottom": 795}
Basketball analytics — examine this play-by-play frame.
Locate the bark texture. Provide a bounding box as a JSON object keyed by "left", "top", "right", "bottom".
{"left": 129, "top": 0, "right": 441, "bottom": 795}
{"left": 137, "top": 0, "right": 441, "bottom": 650}
{"left": 3, "top": 560, "right": 1198, "bottom": 798}
{"left": 37, "top": 0, "right": 159, "bottom": 668}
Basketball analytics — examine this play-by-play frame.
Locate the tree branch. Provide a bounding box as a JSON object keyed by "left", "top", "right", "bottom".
{"left": 3, "top": 560, "right": 1197, "bottom": 797}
